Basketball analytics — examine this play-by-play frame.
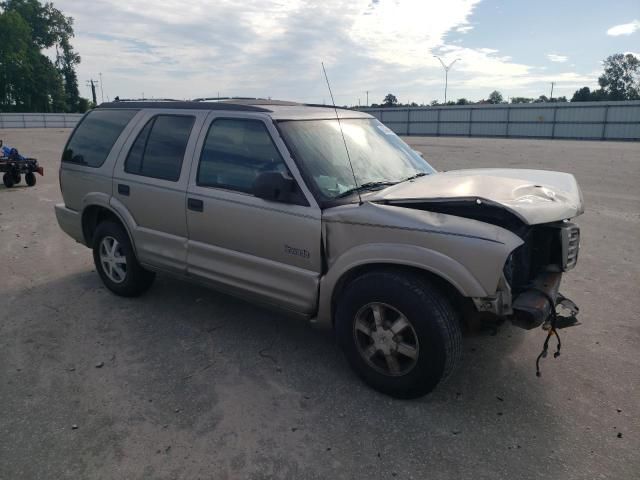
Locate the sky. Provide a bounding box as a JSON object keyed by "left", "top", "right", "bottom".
{"left": 50, "top": 0, "right": 640, "bottom": 105}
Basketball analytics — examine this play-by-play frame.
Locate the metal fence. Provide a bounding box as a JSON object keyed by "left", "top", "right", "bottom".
{"left": 0, "top": 113, "right": 83, "bottom": 129}
{"left": 3, "top": 102, "right": 640, "bottom": 140}
{"left": 360, "top": 100, "right": 640, "bottom": 141}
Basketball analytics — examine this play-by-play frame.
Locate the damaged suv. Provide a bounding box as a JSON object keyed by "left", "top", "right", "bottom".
{"left": 56, "top": 99, "right": 583, "bottom": 398}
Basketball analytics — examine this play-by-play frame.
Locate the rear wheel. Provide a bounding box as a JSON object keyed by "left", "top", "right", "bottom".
{"left": 335, "top": 270, "right": 462, "bottom": 399}
{"left": 25, "top": 172, "right": 36, "bottom": 186}
{"left": 92, "top": 221, "right": 155, "bottom": 297}
{"left": 3, "top": 173, "right": 14, "bottom": 188}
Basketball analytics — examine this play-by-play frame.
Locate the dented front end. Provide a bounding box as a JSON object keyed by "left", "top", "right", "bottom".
{"left": 470, "top": 219, "right": 580, "bottom": 328}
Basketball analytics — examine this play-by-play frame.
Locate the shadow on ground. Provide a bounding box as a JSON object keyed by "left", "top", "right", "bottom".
{"left": 1, "top": 269, "right": 564, "bottom": 479}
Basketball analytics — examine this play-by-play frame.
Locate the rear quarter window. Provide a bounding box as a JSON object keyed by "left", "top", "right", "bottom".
{"left": 62, "top": 109, "right": 138, "bottom": 167}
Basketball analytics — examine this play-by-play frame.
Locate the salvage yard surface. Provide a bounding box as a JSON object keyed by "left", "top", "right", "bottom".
{"left": 1, "top": 129, "right": 638, "bottom": 479}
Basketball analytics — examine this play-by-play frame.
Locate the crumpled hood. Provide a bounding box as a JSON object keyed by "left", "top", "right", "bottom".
{"left": 373, "top": 168, "right": 584, "bottom": 225}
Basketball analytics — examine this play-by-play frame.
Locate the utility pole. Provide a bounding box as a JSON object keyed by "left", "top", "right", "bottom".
{"left": 98, "top": 72, "right": 104, "bottom": 103}
{"left": 550, "top": 82, "right": 555, "bottom": 101}
{"left": 86, "top": 79, "right": 98, "bottom": 105}
{"left": 433, "top": 56, "right": 461, "bottom": 104}
{"left": 366, "top": 90, "right": 369, "bottom": 107}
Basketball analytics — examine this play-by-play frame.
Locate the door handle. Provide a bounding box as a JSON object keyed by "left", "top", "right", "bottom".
{"left": 188, "top": 198, "right": 204, "bottom": 212}
{"left": 118, "top": 184, "right": 130, "bottom": 196}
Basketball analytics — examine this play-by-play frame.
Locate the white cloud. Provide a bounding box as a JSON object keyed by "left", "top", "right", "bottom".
{"left": 606, "top": 20, "right": 640, "bottom": 36}
{"left": 456, "top": 25, "right": 474, "bottom": 33}
{"left": 350, "top": 0, "right": 482, "bottom": 66}
{"left": 547, "top": 54, "right": 568, "bottom": 63}
{"left": 49, "top": 0, "right": 595, "bottom": 104}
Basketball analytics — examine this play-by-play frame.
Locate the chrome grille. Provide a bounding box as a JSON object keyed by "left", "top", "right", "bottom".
{"left": 562, "top": 224, "right": 580, "bottom": 271}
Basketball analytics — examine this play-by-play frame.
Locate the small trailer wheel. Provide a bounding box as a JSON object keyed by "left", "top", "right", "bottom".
{"left": 3, "top": 173, "right": 14, "bottom": 188}
{"left": 25, "top": 172, "right": 36, "bottom": 187}
{"left": 12, "top": 172, "right": 21, "bottom": 184}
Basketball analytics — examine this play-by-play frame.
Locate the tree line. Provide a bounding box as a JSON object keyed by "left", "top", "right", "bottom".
{"left": 0, "top": 0, "right": 89, "bottom": 113}
{"left": 374, "top": 53, "right": 640, "bottom": 107}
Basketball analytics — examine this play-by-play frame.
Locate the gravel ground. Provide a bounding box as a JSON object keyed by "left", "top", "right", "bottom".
{"left": 1, "top": 129, "right": 638, "bottom": 479}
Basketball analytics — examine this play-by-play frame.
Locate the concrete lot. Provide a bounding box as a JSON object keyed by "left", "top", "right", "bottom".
{"left": 1, "top": 129, "right": 638, "bottom": 479}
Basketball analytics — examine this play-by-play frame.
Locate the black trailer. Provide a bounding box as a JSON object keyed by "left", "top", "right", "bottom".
{"left": 0, "top": 140, "right": 43, "bottom": 188}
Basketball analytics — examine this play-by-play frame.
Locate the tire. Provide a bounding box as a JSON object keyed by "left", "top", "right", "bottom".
{"left": 3, "top": 173, "right": 14, "bottom": 188}
{"left": 92, "top": 221, "right": 155, "bottom": 297}
{"left": 335, "top": 270, "right": 462, "bottom": 399}
{"left": 25, "top": 172, "right": 36, "bottom": 186}
{"left": 12, "top": 172, "right": 21, "bottom": 184}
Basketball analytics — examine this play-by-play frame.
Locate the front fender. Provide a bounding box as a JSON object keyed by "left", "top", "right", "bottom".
{"left": 315, "top": 243, "right": 489, "bottom": 328}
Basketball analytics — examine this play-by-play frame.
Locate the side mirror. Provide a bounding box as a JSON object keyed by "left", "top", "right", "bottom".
{"left": 253, "top": 171, "right": 297, "bottom": 203}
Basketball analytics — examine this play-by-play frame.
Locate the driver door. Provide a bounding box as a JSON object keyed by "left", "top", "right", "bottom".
{"left": 185, "top": 113, "right": 322, "bottom": 314}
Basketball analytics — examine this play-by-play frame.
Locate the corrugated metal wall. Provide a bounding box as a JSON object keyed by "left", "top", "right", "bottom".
{"left": 0, "top": 113, "right": 83, "bottom": 128}
{"left": 360, "top": 101, "right": 640, "bottom": 140}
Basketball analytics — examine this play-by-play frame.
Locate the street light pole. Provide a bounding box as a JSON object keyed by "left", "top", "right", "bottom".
{"left": 433, "top": 56, "right": 461, "bottom": 104}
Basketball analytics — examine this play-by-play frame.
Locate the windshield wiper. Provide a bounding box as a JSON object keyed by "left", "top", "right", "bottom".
{"left": 334, "top": 181, "right": 398, "bottom": 199}
{"left": 400, "top": 172, "right": 428, "bottom": 183}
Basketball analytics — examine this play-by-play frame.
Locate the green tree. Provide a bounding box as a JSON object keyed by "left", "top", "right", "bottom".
{"left": 0, "top": 0, "right": 86, "bottom": 112}
{"left": 0, "top": 10, "right": 32, "bottom": 108}
{"left": 571, "top": 86, "right": 609, "bottom": 102}
{"left": 571, "top": 87, "right": 593, "bottom": 102}
{"left": 383, "top": 93, "right": 398, "bottom": 107}
{"left": 598, "top": 53, "right": 640, "bottom": 100}
{"left": 488, "top": 90, "right": 503, "bottom": 104}
{"left": 511, "top": 97, "right": 533, "bottom": 104}
{"left": 456, "top": 98, "right": 470, "bottom": 105}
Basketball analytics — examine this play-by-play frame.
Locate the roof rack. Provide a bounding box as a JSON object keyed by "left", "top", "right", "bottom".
{"left": 112, "top": 97, "right": 182, "bottom": 102}
{"left": 304, "top": 103, "right": 354, "bottom": 111}
{"left": 193, "top": 96, "right": 258, "bottom": 102}
{"left": 97, "top": 101, "right": 270, "bottom": 112}
{"left": 192, "top": 96, "right": 302, "bottom": 107}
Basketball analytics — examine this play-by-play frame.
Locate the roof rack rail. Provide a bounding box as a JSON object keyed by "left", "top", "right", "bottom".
{"left": 192, "top": 96, "right": 261, "bottom": 102}
{"left": 97, "top": 101, "right": 271, "bottom": 112}
{"left": 112, "top": 97, "right": 182, "bottom": 102}
{"left": 304, "top": 103, "right": 354, "bottom": 111}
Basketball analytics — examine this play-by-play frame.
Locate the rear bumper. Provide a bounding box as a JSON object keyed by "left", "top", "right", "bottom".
{"left": 511, "top": 272, "right": 561, "bottom": 329}
{"left": 54, "top": 203, "right": 85, "bottom": 245}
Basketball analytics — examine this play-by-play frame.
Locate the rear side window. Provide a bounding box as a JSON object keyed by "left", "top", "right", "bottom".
{"left": 197, "top": 118, "right": 288, "bottom": 193}
{"left": 125, "top": 115, "right": 195, "bottom": 181}
{"left": 62, "top": 109, "right": 137, "bottom": 167}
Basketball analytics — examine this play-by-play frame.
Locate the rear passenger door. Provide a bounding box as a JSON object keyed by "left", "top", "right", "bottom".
{"left": 186, "top": 114, "right": 322, "bottom": 314}
{"left": 112, "top": 110, "right": 206, "bottom": 274}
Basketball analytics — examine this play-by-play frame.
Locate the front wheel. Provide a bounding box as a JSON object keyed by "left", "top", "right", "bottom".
{"left": 25, "top": 172, "right": 36, "bottom": 186}
{"left": 335, "top": 270, "right": 462, "bottom": 399}
{"left": 92, "top": 221, "right": 155, "bottom": 297}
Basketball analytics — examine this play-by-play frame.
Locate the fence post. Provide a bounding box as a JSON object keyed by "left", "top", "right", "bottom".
{"left": 601, "top": 104, "right": 609, "bottom": 140}
{"left": 551, "top": 105, "right": 558, "bottom": 139}
{"left": 505, "top": 106, "right": 511, "bottom": 138}
{"left": 406, "top": 108, "right": 411, "bottom": 136}
{"left": 436, "top": 108, "right": 441, "bottom": 137}
{"left": 468, "top": 107, "right": 473, "bottom": 137}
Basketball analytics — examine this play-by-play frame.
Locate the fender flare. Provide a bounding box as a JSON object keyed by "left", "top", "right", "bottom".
{"left": 80, "top": 193, "right": 138, "bottom": 255}
{"left": 315, "top": 243, "right": 489, "bottom": 328}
